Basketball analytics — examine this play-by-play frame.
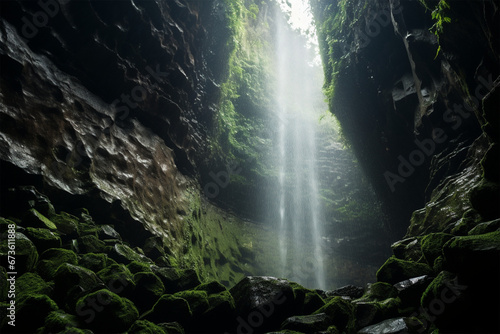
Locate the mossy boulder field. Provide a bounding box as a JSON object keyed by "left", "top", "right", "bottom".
{"left": 1, "top": 187, "right": 499, "bottom": 333}
{"left": 1, "top": 0, "right": 499, "bottom": 333}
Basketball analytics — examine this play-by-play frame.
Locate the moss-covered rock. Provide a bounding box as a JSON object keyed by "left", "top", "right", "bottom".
{"left": 53, "top": 263, "right": 104, "bottom": 310}
{"left": 229, "top": 276, "right": 297, "bottom": 332}
{"left": 194, "top": 280, "right": 227, "bottom": 294}
{"left": 96, "top": 263, "right": 135, "bottom": 298}
{"left": 36, "top": 248, "right": 78, "bottom": 280}
{"left": 16, "top": 272, "right": 54, "bottom": 305}
{"left": 420, "top": 233, "right": 454, "bottom": 266}
{"left": 23, "top": 209, "right": 58, "bottom": 230}
{"left": 313, "top": 296, "right": 355, "bottom": 332}
{"left": 142, "top": 294, "right": 192, "bottom": 325}
{"left": 289, "top": 282, "right": 325, "bottom": 315}
{"left": 127, "top": 260, "right": 153, "bottom": 274}
{"left": 142, "top": 236, "right": 166, "bottom": 260}
{"left": 25, "top": 227, "right": 62, "bottom": 252}
{"left": 390, "top": 237, "right": 423, "bottom": 262}
{"left": 79, "top": 253, "right": 118, "bottom": 273}
{"left": 130, "top": 271, "right": 165, "bottom": 312}
{"left": 468, "top": 218, "right": 500, "bottom": 235}
{"left": 50, "top": 212, "right": 80, "bottom": 237}
{"left": 78, "top": 235, "right": 107, "bottom": 253}
{"left": 357, "top": 282, "right": 398, "bottom": 302}
{"left": 76, "top": 289, "right": 138, "bottom": 333}
{"left": 200, "top": 289, "right": 236, "bottom": 333}
{"left": 43, "top": 310, "right": 81, "bottom": 333}
{"left": 158, "top": 322, "right": 185, "bottom": 334}
{"left": 109, "top": 243, "right": 152, "bottom": 265}
{"left": 442, "top": 231, "right": 500, "bottom": 276}
{"left": 99, "top": 224, "right": 122, "bottom": 240}
{"left": 16, "top": 294, "right": 59, "bottom": 333}
{"left": 281, "top": 312, "right": 331, "bottom": 332}
{"left": 174, "top": 290, "right": 210, "bottom": 317}
{"left": 0, "top": 232, "right": 39, "bottom": 273}
{"left": 376, "top": 256, "right": 433, "bottom": 284}
{"left": 128, "top": 319, "right": 167, "bottom": 334}
{"left": 153, "top": 267, "right": 201, "bottom": 293}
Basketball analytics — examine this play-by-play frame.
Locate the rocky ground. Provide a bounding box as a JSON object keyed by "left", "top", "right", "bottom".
{"left": 1, "top": 186, "right": 499, "bottom": 334}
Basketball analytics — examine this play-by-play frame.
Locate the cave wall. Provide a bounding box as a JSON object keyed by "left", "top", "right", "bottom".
{"left": 0, "top": 0, "right": 264, "bottom": 284}
{"left": 312, "top": 0, "right": 500, "bottom": 237}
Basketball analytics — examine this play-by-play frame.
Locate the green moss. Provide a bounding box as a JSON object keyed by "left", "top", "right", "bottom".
{"left": 194, "top": 281, "right": 227, "bottom": 294}
{"left": 376, "top": 256, "right": 433, "bottom": 284}
{"left": 442, "top": 231, "right": 500, "bottom": 274}
{"left": 174, "top": 290, "right": 210, "bottom": 317}
{"left": 128, "top": 320, "right": 167, "bottom": 334}
{"left": 78, "top": 235, "right": 106, "bottom": 253}
{"left": 24, "top": 209, "right": 57, "bottom": 230}
{"left": 43, "top": 310, "right": 80, "bottom": 333}
{"left": 127, "top": 260, "right": 152, "bottom": 274}
{"left": 96, "top": 263, "right": 135, "bottom": 295}
{"left": 36, "top": 248, "right": 78, "bottom": 280}
{"left": 53, "top": 263, "right": 102, "bottom": 310}
{"left": 79, "top": 253, "right": 117, "bottom": 273}
{"left": 76, "top": 289, "right": 138, "bottom": 333}
{"left": 420, "top": 233, "right": 454, "bottom": 267}
{"left": 24, "top": 227, "right": 62, "bottom": 252}
{"left": 50, "top": 212, "right": 80, "bottom": 236}
{"left": 16, "top": 272, "right": 54, "bottom": 305}
{"left": 313, "top": 296, "right": 355, "bottom": 332}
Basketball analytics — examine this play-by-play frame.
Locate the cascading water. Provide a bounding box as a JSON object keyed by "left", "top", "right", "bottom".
{"left": 274, "top": 7, "right": 326, "bottom": 290}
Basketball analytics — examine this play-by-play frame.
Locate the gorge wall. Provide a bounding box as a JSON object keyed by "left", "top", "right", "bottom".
{"left": 312, "top": 0, "right": 500, "bottom": 237}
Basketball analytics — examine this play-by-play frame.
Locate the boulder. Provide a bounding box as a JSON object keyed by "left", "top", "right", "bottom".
{"left": 79, "top": 253, "right": 118, "bottom": 273}
{"left": 109, "top": 243, "right": 153, "bottom": 265}
{"left": 142, "top": 294, "right": 192, "bottom": 325}
{"left": 130, "top": 271, "right": 165, "bottom": 312}
{"left": 16, "top": 272, "right": 54, "bottom": 305}
{"left": 36, "top": 248, "right": 78, "bottom": 280}
{"left": 281, "top": 312, "right": 331, "bottom": 332}
{"left": 390, "top": 237, "right": 422, "bottom": 262}
{"left": 393, "top": 275, "right": 433, "bottom": 310}
{"left": 25, "top": 227, "right": 62, "bottom": 252}
{"left": 53, "top": 263, "right": 105, "bottom": 310}
{"left": 99, "top": 224, "right": 122, "bottom": 240}
{"left": 0, "top": 232, "right": 39, "bottom": 273}
{"left": 328, "top": 285, "right": 364, "bottom": 299}
{"left": 96, "top": 264, "right": 135, "bottom": 298}
{"left": 420, "top": 233, "right": 454, "bottom": 266}
{"left": 200, "top": 290, "right": 236, "bottom": 333}
{"left": 3, "top": 186, "right": 55, "bottom": 217}
{"left": 78, "top": 235, "right": 107, "bottom": 253}
{"left": 22, "top": 209, "right": 57, "bottom": 230}
{"left": 313, "top": 296, "right": 355, "bottom": 332}
{"left": 127, "top": 260, "right": 153, "bottom": 274}
{"left": 467, "top": 218, "right": 500, "bottom": 235}
{"left": 153, "top": 267, "right": 201, "bottom": 293}
{"left": 76, "top": 289, "right": 139, "bottom": 333}
{"left": 15, "top": 294, "right": 59, "bottom": 333}
{"left": 357, "top": 317, "right": 410, "bottom": 334}
{"left": 50, "top": 212, "right": 80, "bottom": 238}
{"left": 43, "top": 310, "right": 82, "bottom": 333}
{"left": 128, "top": 319, "right": 167, "bottom": 334}
{"left": 229, "top": 276, "right": 296, "bottom": 333}
{"left": 443, "top": 231, "right": 500, "bottom": 276}
{"left": 376, "top": 256, "right": 433, "bottom": 284}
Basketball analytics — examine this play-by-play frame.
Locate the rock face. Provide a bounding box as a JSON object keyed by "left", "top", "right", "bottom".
{"left": 0, "top": 0, "right": 226, "bottom": 252}
{"left": 312, "top": 0, "right": 500, "bottom": 236}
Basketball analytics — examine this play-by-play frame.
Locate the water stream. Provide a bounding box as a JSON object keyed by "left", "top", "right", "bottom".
{"left": 274, "top": 11, "right": 326, "bottom": 290}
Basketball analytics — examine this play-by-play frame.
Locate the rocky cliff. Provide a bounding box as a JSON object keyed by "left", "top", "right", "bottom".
{"left": 312, "top": 0, "right": 500, "bottom": 237}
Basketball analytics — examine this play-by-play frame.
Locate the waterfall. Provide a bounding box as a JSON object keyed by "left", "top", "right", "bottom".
{"left": 274, "top": 9, "right": 326, "bottom": 290}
